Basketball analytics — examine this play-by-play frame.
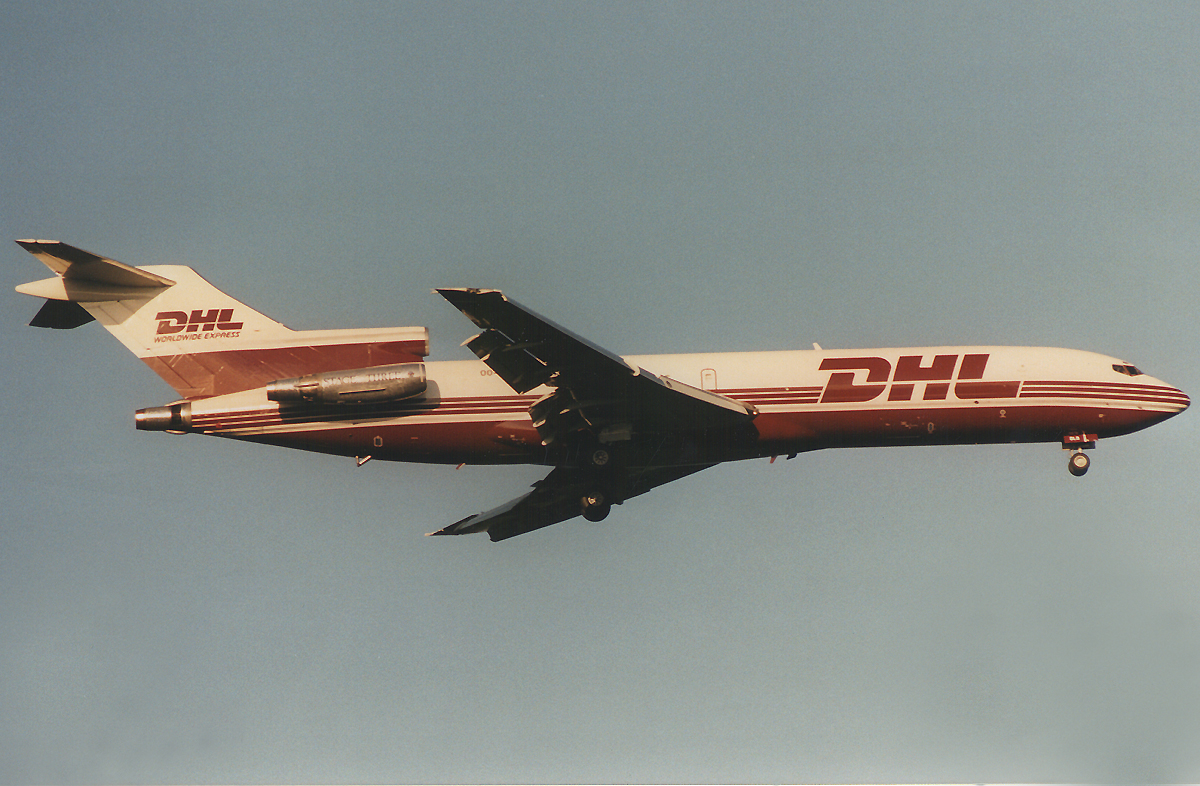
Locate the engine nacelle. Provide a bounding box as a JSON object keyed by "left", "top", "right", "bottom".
{"left": 135, "top": 402, "right": 192, "bottom": 432}
{"left": 266, "top": 363, "right": 427, "bottom": 405}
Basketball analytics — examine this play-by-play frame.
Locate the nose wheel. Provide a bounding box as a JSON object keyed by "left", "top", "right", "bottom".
{"left": 1062, "top": 433, "right": 1097, "bottom": 477}
{"left": 1067, "top": 450, "right": 1090, "bottom": 477}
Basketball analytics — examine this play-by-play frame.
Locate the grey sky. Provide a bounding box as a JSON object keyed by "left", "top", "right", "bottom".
{"left": 3, "top": 2, "right": 1199, "bottom": 782}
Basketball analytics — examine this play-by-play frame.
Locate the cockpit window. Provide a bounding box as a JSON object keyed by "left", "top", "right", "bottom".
{"left": 1113, "top": 364, "right": 1144, "bottom": 376}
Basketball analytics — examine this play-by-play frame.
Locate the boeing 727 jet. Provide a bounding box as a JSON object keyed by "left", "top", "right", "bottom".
{"left": 16, "top": 241, "right": 1190, "bottom": 541}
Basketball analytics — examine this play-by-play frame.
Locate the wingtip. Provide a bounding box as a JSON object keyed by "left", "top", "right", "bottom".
{"left": 437, "top": 287, "right": 502, "bottom": 298}
{"left": 426, "top": 513, "right": 490, "bottom": 537}
{"left": 15, "top": 239, "right": 57, "bottom": 250}
{"left": 425, "top": 518, "right": 461, "bottom": 536}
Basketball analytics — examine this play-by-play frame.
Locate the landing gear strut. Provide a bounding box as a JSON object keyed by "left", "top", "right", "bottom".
{"left": 1062, "top": 433, "right": 1097, "bottom": 477}
{"left": 1067, "top": 450, "right": 1090, "bottom": 477}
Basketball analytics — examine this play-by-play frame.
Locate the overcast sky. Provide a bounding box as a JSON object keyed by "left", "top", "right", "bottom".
{"left": 3, "top": 2, "right": 1200, "bottom": 783}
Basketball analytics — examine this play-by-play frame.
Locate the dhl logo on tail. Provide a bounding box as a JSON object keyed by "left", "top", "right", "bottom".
{"left": 155, "top": 308, "right": 244, "bottom": 335}
{"left": 153, "top": 309, "right": 244, "bottom": 343}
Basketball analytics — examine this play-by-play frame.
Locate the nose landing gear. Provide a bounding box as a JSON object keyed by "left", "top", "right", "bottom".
{"left": 1062, "top": 433, "right": 1097, "bottom": 477}
{"left": 1067, "top": 450, "right": 1091, "bottom": 476}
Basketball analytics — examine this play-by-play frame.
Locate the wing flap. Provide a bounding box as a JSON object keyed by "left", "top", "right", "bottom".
{"left": 464, "top": 328, "right": 551, "bottom": 393}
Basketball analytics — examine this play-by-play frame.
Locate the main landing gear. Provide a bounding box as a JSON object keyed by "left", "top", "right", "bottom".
{"left": 1063, "top": 433, "right": 1097, "bottom": 477}
{"left": 581, "top": 490, "right": 611, "bottom": 522}
{"left": 580, "top": 443, "right": 616, "bottom": 520}
{"left": 571, "top": 439, "right": 629, "bottom": 522}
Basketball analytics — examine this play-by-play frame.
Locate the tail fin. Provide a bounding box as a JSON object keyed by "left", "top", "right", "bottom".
{"left": 17, "top": 240, "right": 428, "bottom": 399}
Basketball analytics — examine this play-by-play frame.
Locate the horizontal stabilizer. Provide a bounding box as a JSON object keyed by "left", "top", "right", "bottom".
{"left": 16, "top": 240, "right": 176, "bottom": 291}
{"left": 29, "top": 299, "right": 95, "bottom": 329}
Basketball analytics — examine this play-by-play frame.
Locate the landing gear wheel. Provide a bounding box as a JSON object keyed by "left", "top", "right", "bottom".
{"left": 1068, "top": 451, "right": 1090, "bottom": 477}
{"left": 581, "top": 491, "right": 611, "bottom": 522}
{"left": 590, "top": 448, "right": 611, "bottom": 467}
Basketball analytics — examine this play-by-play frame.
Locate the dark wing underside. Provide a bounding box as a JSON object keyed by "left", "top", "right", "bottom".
{"left": 428, "top": 463, "right": 714, "bottom": 541}
{"left": 433, "top": 288, "right": 756, "bottom": 540}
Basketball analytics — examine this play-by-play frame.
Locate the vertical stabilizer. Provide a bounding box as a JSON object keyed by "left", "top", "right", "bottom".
{"left": 17, "top": 241, "right": 428, "bottom": 399}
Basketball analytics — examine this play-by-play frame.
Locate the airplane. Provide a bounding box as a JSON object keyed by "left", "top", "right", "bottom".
{"left": 16, "top": 240, "right": 1190, "bottom": 541}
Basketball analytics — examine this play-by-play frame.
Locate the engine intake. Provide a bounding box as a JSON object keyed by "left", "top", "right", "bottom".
{"left": 267, "top": 363, "right": 427, "bottom": 405}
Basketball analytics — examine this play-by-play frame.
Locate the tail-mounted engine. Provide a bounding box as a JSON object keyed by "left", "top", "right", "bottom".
{"left": 266, "top": 363, "right": 427, "bottom": 405}
{"left": 135, "top": 363, "right": 427, "bottom": 433}
{"left": 135, "top": 402, "right": 192, "bottom": 432}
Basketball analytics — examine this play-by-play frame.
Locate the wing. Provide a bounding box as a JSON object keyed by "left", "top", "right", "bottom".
{"left": 429, "top": 463, "right": 714, "bottom": 542}
{"left": 437, "top": 288, "right": 755, "bottom": 446}
{"left": 434, "top": 288, "right": 756, "bottom": 540}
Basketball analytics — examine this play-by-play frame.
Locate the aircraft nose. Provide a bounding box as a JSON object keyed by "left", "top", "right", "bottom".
{"left": 1154, "top": 379, "right": 1190, "bottom": 414}
{"left": 1174, "top": 386, "right": 1190, "bottom": 412}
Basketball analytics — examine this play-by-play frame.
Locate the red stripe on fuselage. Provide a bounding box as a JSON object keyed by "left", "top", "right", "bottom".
{"left": 1020, "top": 380, "right": 1189, "bottom": 406}
{"left": 189, "top": 395, "right": 537, "bottom": 431}
{"left": 186, "top": 375, "right": 1183, "bottom": 467}
{"left": 215, "top": 398, "right": 1179, "bottom": 465}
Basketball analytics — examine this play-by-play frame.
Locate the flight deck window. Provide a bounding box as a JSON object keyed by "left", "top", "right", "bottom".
{"left": 1112, "top": 364, "right": 1144, "bottom": 376}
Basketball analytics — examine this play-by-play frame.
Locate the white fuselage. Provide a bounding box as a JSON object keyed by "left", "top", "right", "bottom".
{"left": 175, "top": 345, "right": 1188, "bottom": 465}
